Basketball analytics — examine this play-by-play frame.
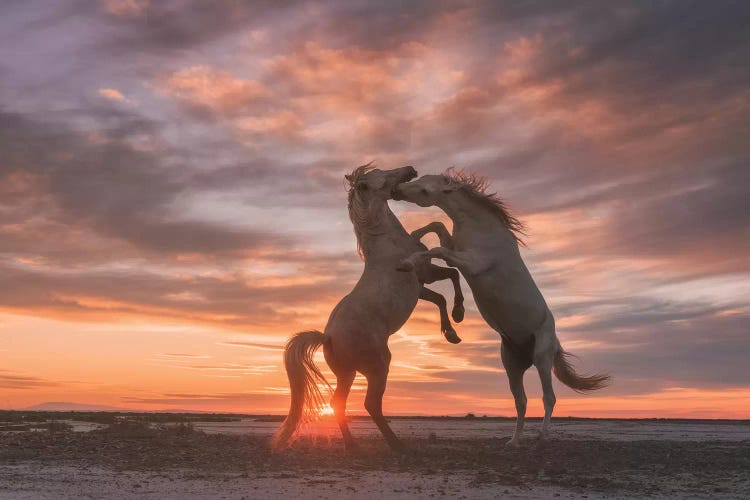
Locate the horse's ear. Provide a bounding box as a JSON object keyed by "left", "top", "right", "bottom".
{"left": 344, "top": 174, "right": 353, "bottom": 182}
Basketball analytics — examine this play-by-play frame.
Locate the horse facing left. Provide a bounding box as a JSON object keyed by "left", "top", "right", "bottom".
{"left": 272, "top": 165, "right": 465, "bottom": 452}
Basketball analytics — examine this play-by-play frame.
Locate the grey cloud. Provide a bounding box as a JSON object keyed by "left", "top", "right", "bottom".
{"left": 0, "top": 108, "right": 292, "bottom": 257}
{"left": 0, "top": 263, "right": 349, "bottom": 329}
{"left": 93, "top": 0, "right": 288, "bottom": 55}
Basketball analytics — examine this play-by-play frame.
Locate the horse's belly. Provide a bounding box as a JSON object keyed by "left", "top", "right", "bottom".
{"left": 333, "top": 270, "right": 420, "bottom": 335}
{"left": 469, "top": 277, "right": 548, "bottom": 341}
{"left": 381, "top": 276, "right": 421, "bottom": 332}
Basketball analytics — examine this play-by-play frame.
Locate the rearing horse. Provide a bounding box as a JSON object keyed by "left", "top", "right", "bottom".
{"left": 272, "top": 165, "right": 465, "bottom": 451}
{"left": 395, "top": 170, "right": 610, "bottom": 447}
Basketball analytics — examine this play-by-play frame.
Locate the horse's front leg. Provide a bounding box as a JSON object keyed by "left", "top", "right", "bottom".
{"left": 397, "top": 246, "right": 484, "bottom": 276}
{"left": 410, "top": 221, "right": 455, "bottom": 249}
{"left": 423, "top": 264, "right": 465, "bottom": 323}
{"left": 419, "top": 286, "right": 461, "bottom": 344}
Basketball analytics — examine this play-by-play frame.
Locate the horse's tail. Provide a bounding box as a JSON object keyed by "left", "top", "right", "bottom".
{"left": 271, "top": 330, "right": 332, "bottom": 451}
{"left": 553, "top": 345, "right": 611, "bottom": 393}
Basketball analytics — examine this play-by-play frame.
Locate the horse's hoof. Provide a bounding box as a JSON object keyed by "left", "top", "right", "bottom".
{"left": 505, "top": 439, "right": 521, "bottom": 449}
{"left": 396, "top": 260, "right": 414, "bottom": 272}
{"left": 452, "top": 303, "right": 465, "bottom": 323}
{"left": 443, "top": 328, "right": 462, "bottom": 344}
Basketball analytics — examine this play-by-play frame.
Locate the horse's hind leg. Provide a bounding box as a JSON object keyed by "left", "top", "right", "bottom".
{"left": 533, "top": 338, "right": 557, "bottom": 440}
{"left": 534, "top": 355, "right": 556, "bottom": 439}
{"left": 363, "top": 366, "right": 403, "bottom": 452}
{"left": 501, "top": 342, "right": 531, "bottom": 448}
{"left": 332, "top": 371, "right": 357, "bottom": 450}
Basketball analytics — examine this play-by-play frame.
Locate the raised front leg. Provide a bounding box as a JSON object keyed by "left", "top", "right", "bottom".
{"left": 410, "top": 221, "right": 455, "bottom": 249}
{"left": 423, "top": 265, "right": 465, "bottom": 323}
{"left": 419, "top": 286, "right": 461, "bottom": 344}
{"left": 397, "top": 246, "right": 487, "bottom": 277}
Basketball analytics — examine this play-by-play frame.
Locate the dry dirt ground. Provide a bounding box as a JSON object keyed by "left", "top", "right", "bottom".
{"left": 0, "top": 417, "right": 748, "bottom": 499}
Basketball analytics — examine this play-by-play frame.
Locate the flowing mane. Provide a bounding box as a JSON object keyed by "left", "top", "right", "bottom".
{"left": 346, "top": 162, "right": 377, "bottom": 258}
{"left": 444, "top": 167, "right": 526, "bottom": 245}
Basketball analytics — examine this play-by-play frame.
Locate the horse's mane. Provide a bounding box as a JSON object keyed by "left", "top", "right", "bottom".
{"left": 346, "top": 162, "right": 377, "bottom": 258}
{"left": 444, "top": 167, "right": 526, "bottom": 245}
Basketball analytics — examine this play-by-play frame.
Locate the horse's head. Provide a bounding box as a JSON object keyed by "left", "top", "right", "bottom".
{"left": 346, "top": 165, "right": 418, "bottom": 204}
{"left": 346, "top": 164, "right": 418, "bottom": 257}
{"left": 392, "top": 174, "right": 453, "bottom": 207}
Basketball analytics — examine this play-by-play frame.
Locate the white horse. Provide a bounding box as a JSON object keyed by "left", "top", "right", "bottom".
{"left": 395, "top": 169, "right": 610, "bottom": 447}
{"left": 272, "top": 165, "right": 465, "bottom": 452}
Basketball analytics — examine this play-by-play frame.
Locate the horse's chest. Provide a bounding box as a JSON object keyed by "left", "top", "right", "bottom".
{"left": 384, "top": 275, "right": 420, "bottom": 320}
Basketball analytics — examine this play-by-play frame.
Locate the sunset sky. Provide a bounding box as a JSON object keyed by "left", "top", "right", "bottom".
{"left": 1, "top": 1, "right": 749, "bottom": 418}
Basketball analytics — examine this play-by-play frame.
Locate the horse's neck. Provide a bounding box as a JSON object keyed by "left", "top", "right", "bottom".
{"left": 438, "top": 191, "right": 511, "bottom": 245}
{"left": 359, "top": 203, "right": 410, "bottom": 261}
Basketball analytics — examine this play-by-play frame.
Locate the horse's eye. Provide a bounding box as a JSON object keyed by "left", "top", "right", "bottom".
{"left": 421, "top": 188, "right": 428, "bottom": 195}
{"left": 358, "top": 183, "right": 368, "bottom": 191}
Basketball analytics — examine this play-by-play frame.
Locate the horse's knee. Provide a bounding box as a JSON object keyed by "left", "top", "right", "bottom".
{"left": 543, "top": 391, "right": 556, "bottom": 409}
{"left": 434, "top": 294, "right": 446, "bottom": 308}
{"left": 364, "top": 396, "right": 382, "bottom": 416}
{"left": 515, "top": 394, "right": 527, "bottom": 414}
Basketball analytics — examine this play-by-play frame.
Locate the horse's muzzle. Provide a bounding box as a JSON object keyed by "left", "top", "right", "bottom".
{"left": 402, "top": 165, "right": 418, "bottom": 182}
{"left": 391, "top": 166, "right": 417, "bottom": 200}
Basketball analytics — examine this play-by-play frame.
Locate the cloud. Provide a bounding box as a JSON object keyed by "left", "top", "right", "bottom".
{"left": 219, "top": 341, "right": 284, "bottom": 351}
{"left": 97, "top": 87, "right": 129, "bottom": 102}
{"left": 102, "top": 0, "right": 150, "bottom": 18}
{"left": 159, "top": 66, "right": 268, "bottom": 115}
{"left": 94, "top": 0, "right": 278, "bottom": 51}
{"left": 0, "top": 370, "right": 58, "bottom": 390}
{"left": 121, "top": 391, "right": 284, "bottom": 408}
{"left": 0, "top": 263, "right": 349, "bottom": 330}
{"left": 0, "top": 109, "right": 293, "bottom": 258}
{"left": 156, "top": 353, "right": 211, "bottom": 359}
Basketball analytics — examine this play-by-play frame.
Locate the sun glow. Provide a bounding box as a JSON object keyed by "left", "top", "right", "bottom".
{"left": 318, "top": 404, "right": 335, "bottom": 417}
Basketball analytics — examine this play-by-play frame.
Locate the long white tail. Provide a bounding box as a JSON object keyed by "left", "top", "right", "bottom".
{"left": 271, "top": 330, "right": 332, "bottom": 450}
{"left": 553, "top": 347, "right": 611, "bottom": 393}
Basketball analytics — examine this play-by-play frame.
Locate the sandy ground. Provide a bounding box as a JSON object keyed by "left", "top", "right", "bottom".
{"left": 1, "top": 418, "right": 748, "bottom": 499}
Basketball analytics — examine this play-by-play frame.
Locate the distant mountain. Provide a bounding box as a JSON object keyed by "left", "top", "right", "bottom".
{"left": 22, "top": 402, "right": 130, "bottom": 412}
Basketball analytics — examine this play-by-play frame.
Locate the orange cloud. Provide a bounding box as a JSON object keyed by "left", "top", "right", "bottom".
{"left": 266, "top": 41, "right": 428, "bottom": 114}
{"left": 236, "top": 110, "right": 303, "bottom": 137}
{"left": 97, "top": 87, "right": 129, "bottom": 102}
{"left": 102, "top": 0, "right": 149, "bottom": 17}
{"left": 161, "top": 66, "right": 267, "bottom": 113}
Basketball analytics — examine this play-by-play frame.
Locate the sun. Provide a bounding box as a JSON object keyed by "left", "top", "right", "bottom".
{"left": 318, "top": 405, "right": 334, "bottom": 417}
